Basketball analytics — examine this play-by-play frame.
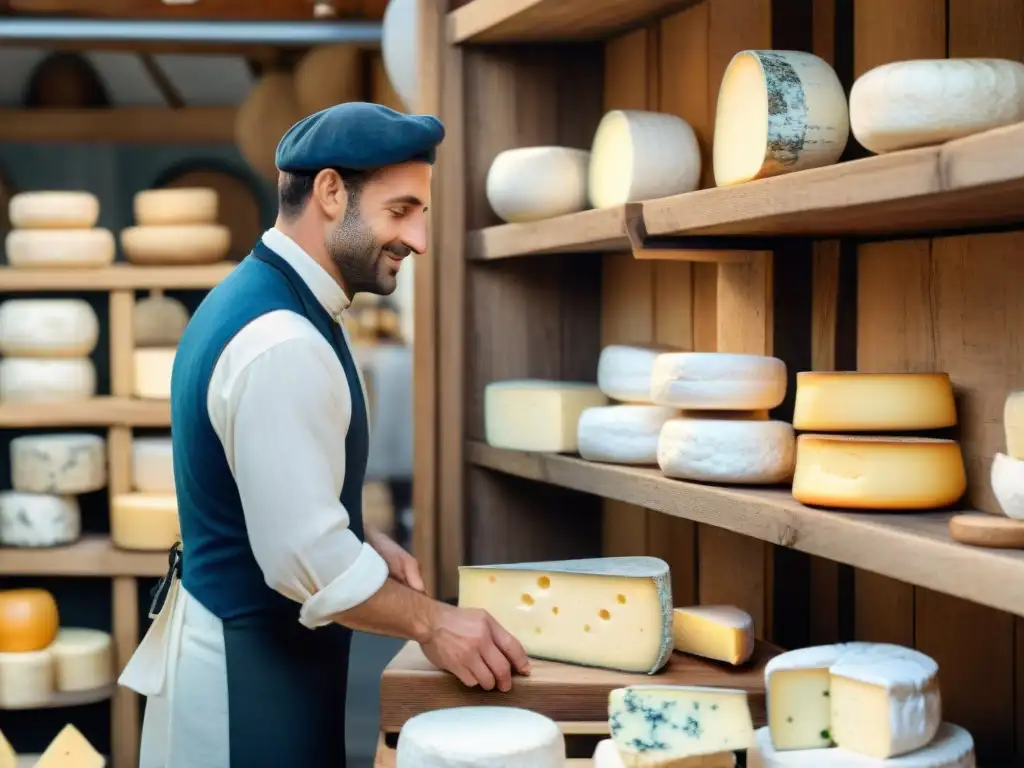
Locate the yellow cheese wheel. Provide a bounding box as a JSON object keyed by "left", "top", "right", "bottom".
{"left": 8, "top": 191, "right": 98, "bottom": 229}
{"left": 50, "top": 628, "right": 114, "bottom": 692}
{"left": 134, "top": 187, "right": 218, "bottom": 226}
{"left": 111, "top": 493, "right": 180, "bottom": 551}
{"left": 133, "top": 347, "right": 175, "bottom": 399}
{"left": 121, "top": 224, "right": 230, "bottom": 266}
{"left": 0, "top": 588, "right": 59, "bottom": 652}
{"left": 5, "top": 228, "right": 115, "bottom": 268}
{"left": 235, "top": 71, "right": 304, "bottom": 180}
{"left": 293, "top": 45, "right": 363, "bottom": 114}
{"left": 0, "top": 648, "right": 53, "bottom": 708}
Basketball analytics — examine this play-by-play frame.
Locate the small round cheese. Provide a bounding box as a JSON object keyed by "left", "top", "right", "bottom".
{"left": 991, "top": 452, "right": 1024, "bottom": 521}
{"left": 111, "top": 493, "right": 180, "bottom": 551}
{"left": 658, "top": 417, "right": 796, "bottom": 484}
{"left": 597, "top": 344, "right": 680, "bottom": 403}
{"left": 133, "top": 347, "right": 176, "bottom": 399}
{"left": 5, "top": 228, "right": 115, "bottom": 268}
{"left": 10, "top": 433, "right": 107, "bottom": 494}
{"left": 50, "top": 628, "right": 114, "bottom": 692}
{"left": 651, "top": 352, "right": 787, "bottom": 410}
{"left": 121, "top": 224, "right": 231, "bottom": 265}
{"left": 8, "top": 191, "right": 99, "bottom": 229}
{"left": 588, "top": 110, "right": 701, "bottom": 208}
{"left": 132, "top": 436, "right": 175, "bottom": 493}
{"left": 793, "top": 371, "right": 957, "bottom": 431}
{"left": 0, "top": 299, "right": 100, "bottom": 358}
{"left": 0, "top": 588, "right": 59, "bottom": 652}
{"left": 792, "top": 435, "right": 967, "bottom": 510}
{"left": 134, "top": 291, "right": 190, "bottom": 347}
{"left": 850, "top": 58, "right": 1024, "bottom": 154}
{"left": 0, "top": 648, "right": 54, "bottom": 708}
{"left": 396, "top": 706, "right": 565, "bottom": 768}
{"left": 0, "top": 492, "right": 80, "bottom": 547}
{"left": 0, "top": 357, "right": 96, "bottom": 402}
{"left": 133, "top": 187, "right": 218, "bottom": 226}
{"left": 578, "top": 405, "right": 679, "bottom": 465}
{"left": 485, "top": 147, "right": 590, "bottom": 223}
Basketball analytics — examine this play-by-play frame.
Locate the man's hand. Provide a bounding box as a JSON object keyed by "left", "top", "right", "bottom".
{"left": 366, "top": 526, "right": 425, "bottom": 592}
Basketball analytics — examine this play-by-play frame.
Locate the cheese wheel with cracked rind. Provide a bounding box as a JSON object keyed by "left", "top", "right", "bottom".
{"left": 10, "top": 433, "right": 107, "bottom": 494}
{"left": 8, "top": 191, "right": 99, "bottom": 229}
{"left": 50, "top": 628, "right": 114, "bottom": 692}
{"left": 0, "top": 357, "right": 96, "bottom": 402}
{"left": 111, "top": 492, "right": 180, "bottom": 551}
{"left": 578, "top": 404, "right": 679, "bottom": 465}
{"left": 0, "top": 299, "right": 100, "bottom": 358}
{"left": 121, "top": 224, "right": 230, "bottom": 265}
{"left": 0, "top": 588, "right": 59, "bottom": 652}
{"left": 792, "top": 435, "right": 967, "bottom": 510}
{"left": 597, "top": 344, "right": 681, "bottom": 403}
{"left": 133, "top": 347, "right": 175, "bottom": 399}
{"left": 134, "top": 187, "right": 218, "bottom": 226}
{"left": 0, "top": 492, "right": 80, "bottom": 547}
{"left": 658, "top": 417, "right": 795, "bottom": 485}
{"left": 593, "top": 739, "right": 736, "bottom": 767}
{"left": 486, "top": 147, "right": 590, "bottom": 223}
{"left": 132, "top": 436, "right": 175, "bottom": 493}
{"left": 991, "top": 452, "right": 1024, "bottom": 520}
{"left": 650, "top": 353, "right": 787, "bottom": 411}
{"left": 5, "top": 228, "right": 115, "bottom": 268}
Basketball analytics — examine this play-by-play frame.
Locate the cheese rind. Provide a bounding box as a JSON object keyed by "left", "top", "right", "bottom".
{"left": 991, "top": 452, "right": 1024, "bottom": 520}
{"left": 598, "top": 344, "right": 680, "bottom": 403}
{"left": 396, "top": 706, "right": 564, "bottom": 768}
{"left": 486, "top": 147, "right": 590, "bottom": 223}
{"left": 1003, "top": 390, "right": 1024, "bottom": 460}
{"left": 0, "top": 649, "right": 53, "bottom": 708}
{"left": 651, "top": 353, "right": 787, "bottom": 411}
{"left": 8, "top": 191, "right": 99, "bottom": 229}
{"left": 0, "top": 299, "right": 100, "bottom": 358}
{"left": 0, "top": 492, "right": 80, "bottom": 547}
{"left": 110, "top": 493, "right": 180, "bottom": 551}
{"left": 658, "top": 418, "right": 796, "bottom": 485}
{"left": 134, "top": 292, "right": 190, "bottom": 347}
{"left": 792, "top": 435, "right": 967, "bottom": 510}
{"left": 133, "top": 347, "right": 176, "bottom": 399}
{"left": 484, "top": 379, "right": 608, "bottom": 453}
{"left": 672, "top": 605, "right": 754, "bottom": 665}
{"left": 50, "top": 628, "right": 114, "bottom": 692}
{"left": 121, "top": 225, "right": 231, "bottom": 265}
{"left": 0, "top": 357, "right": 97, "bottom": 402}
{"left": 593, "top": 739, "right": 736, "bottom": 767}
{"left": 793, "top": 372, "right": 957, "bottom": 431}
{"left": 5, "top": 228, "right": 115, "bottom": 269}
{"left": 578, "top": 405, "right": 679, "bottom": 465}
{"left": 131, "top": 437, "right": 175, "bottom": 493}
{"left": 459, "top": 556, "right": 673, "bottom": 674}
{"left": 134, "top": 187, "right": 218, "bottom": 225}
{"left": 10, "top": 433, "right": 107, "bottom": 494}
{"left": 0, "top": 588, "right": 59, "bottom": 652}
{"left": 34, "top": 724, "right": 105, "bottom": 768}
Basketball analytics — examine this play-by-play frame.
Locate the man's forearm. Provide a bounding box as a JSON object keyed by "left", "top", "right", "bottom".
{"left": 332, "top": 577, "right": 438, "bottom": 642}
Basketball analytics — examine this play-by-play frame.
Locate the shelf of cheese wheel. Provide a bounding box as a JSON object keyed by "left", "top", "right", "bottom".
{"left": 110, "top": 434, "right": 179, "bottom": 552}
{"left": 2, "top": 724, "right": 105, "bottom": 768}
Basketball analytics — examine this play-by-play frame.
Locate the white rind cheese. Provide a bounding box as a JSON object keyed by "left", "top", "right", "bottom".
{"left": 50, "top": 628, "right": 114, "bottom": 692}
{"left": 111, "top": 493, "right": 180, "bottom": 551}
{"left": 0, "top": 299, "right": 100, "bottom": 358}
{"left": 588, "top": 110, "right": 701, "bottom": 208}
{"left": 5, "top": 228, "right": 115, "bottom": 269}
{"left": 672, "top": 605, "right": 755, "bottom": 666}
{"left": 133, "top": 347, "right": 176, "bottom": 399}
{"left": 485, "top": 147, "right": 590, "bottom": 223}
{"left": 8, "top": 191, "right": 99, "bottom": 229}
{"left": 121, "top": 225, "right": 231, "bottom": 265}
{"left": 396, "top": 706, "right": 565, "bottom": 768}
{"left": 134, "top": 187, "right": 218, "bottom": 225}
{"left": 593, "top": 739, "right": 736, "bottom": 767}
{"left": 598, "top": 344, "right": 679, "bottom": 403}
{"left": 0, "top": 492, "right": 80, "bottom": 547}
{"left": 1003, "top": 390, "right": 1024, "bottom": 460}
{"left": 793, "top": 372, "right": 956, "bottom": 431}
{"left": 850, "top": 58, "right": 1024, "bottom": 154}
{"left": 714, "top": 50, "right": 849, "bottom": 187}
{"left": 134, "top": 291, "right": 190, "bottom": 347}
{"left": 132, "top": 437, "right": 175, "bottom": 493}
{"left": 0, "top": 648, "right": 53, "bottom": 708}
{"left": 10, "top": 434, "right": 107, "bottom": 494}
{"left": 484, "top": 379, "right": 607, "bottom": 453}
{"left": 651, "top": 353, "right": 787, "bottom": 411}
{"left": 0, "top": 357, "right": 96, "bottom": 402}
{"left": 991, "top": 452, "right": 1024, "bottom": 520}
{"left": 658, "top": 418, "right": 796, "bottom": 485}
{"left": 459, "top": 556, "right": 673, "bottom": 675}
{"left": 578, "top": 405, "right": 679, "bottom": 465}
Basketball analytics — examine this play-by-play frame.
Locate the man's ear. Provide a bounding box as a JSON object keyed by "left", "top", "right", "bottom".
{"left": 312, "top": 169, "right": 347, "bottom": 219}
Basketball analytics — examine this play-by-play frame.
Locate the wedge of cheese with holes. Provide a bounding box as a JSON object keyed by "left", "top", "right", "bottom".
{"left": 0, "top": 299, "right": 100, "bottom": 358}
{"left": 593, "top": 739, "right": 735, "bottom": 767}
{"left": 651, "top": 353, "right": 787, "bottom": 411}
{"left": 485, "top": 147, "right": 590, "bottom": 223}
{"left": 672, "top": 606, "right": 754, "bottom": 665}
{"left": 850, "top": 58, "right": 1024, "bottom": 154}
{"left": 484, "top": 380, "right": 607, "bottom": 453}
{"left": 0, "top": 358, "right": 96, "bottom": 402}
{"left": 0, "top": 492, "right": 80, "bottom": 547}
{"left": 10, "top": 433, "right": 107, "bottom": 495}
{"left": 598, "top": 344, "right": 680, "bottom": 403}
{"left": 792, "top": 435, "right": 966, "bottom": 510}
{"left": 0, "top": 588, "right": 59, "bottom": 653}
{"left": 658, "top": 417, "right": 795, "bottom": 485}
{"left": 459, "top": 556, "right": 673, "bottom": 674}
{"left": 9, "top": 191, "right": 99, "bottom": 229}
{"left": 1003, "top": 390, "right": 1024, "bottom": 460}
{"left": 5, "top": 228, "right": 115, "bottom": 268}
{"left": 714, "top": 50, "right": 848, "bottom": 186}
{"left": 793, "top": 372, "right": 956, "bottom": 431}
{"left": 610, "top": 685, "right": 755, "bottom": 763}
{"left": 578, "top": 405, "right": 678, "bottom": 465}
{"left": 991, "top": 452, "right": 1024, "bottom": 520}
{"left": 35, "top": 724, "right": 105, "bottom": 768}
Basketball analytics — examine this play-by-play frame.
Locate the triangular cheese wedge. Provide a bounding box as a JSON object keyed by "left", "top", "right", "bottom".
{"left": 0, "top": 730, "right": 15, "bottom": 768}
{"left": 34, "top": 725, "right": 104, "bottom": 768}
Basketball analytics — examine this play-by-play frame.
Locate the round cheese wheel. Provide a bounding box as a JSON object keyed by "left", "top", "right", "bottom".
{"left": 110, "top": 492, "right": 180, "bottom": 551}
{"left": 235, "top": 71, "right": 304, "bottom": 180}
{"left": 134, "top": 187, "right": 218, "bottom": 226}
{"left": 650, "top": 352, "right": 787, "bottom": 410}
{"left": 578, "top": 405, "right": 679, "bottom": 465}
{"left": 850, "top": 58, "right": 1024, "bottom": 154}
{"left": 658, "top": 417, "right": 796, "bottom": 485}
{"left": 381, "top": 0, "right": 418, "bottom": 111}
{"left": 0, "top": 649, "right": 54, "bottom": 708}
{"left": 133, "top": 347, "right": 175, "bottom": 399}
{"left": 714, "top": 50, "right": 849, "bottom": 187}
{"left": 50, "top": 628, "right": 114, "bottom": 692}
{"left": 0, "top": 299, "right": 100, "bottom": 358}
{"left": 589, "top": 110, "right": 701, "bottom": 208}
{"left": 793, "top": 371, "right": 957, "bottom": 431}
{"left": 134, "top": 290, "right": 189, "bottom": 347}
{"left": 5, "top": 228, "right": 115, "bottom": 268}
{"left": 792, "top": 435, "right": 967, "bottom": 510}
{"left": 485, "top": 147, "right": 590, "bottom": 223}
{"left": 8, "top": 191, "right": 99, "bottom": 229}
{"left": 132, "top": 436, "right": 175, "bottom": 493}
{"left": 0, "top": 492, "right": 80, "bottom": 547}
{"left": 293, "top": 44, "right": 363, "bottom": 115}
{"left": 991, "top": 452, "right": 1024, "bottom": 521}
{"left": 10, "top": 433, "right": 107, "bottom": 495}
{"left": 121, "top": 224, "right": 231, "bottom": 266}
{"left": 597, "top": 344, "right": 680, "bottom": 403}
{"left": 0, "top": 357, "right": 96, "bottom": 402}
{"left": 0, "top": 588, "right": 59, "bottom": 652}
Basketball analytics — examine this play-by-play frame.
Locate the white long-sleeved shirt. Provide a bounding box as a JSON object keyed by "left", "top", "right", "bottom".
{"left": 205, "top": 227, "right": 389, "bottom": 628}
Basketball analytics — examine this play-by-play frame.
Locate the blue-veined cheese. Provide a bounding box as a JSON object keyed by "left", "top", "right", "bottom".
{"left": 0, "top": 492, "right": 80, "bottom": 547}
{"left": 593, "top": 739, "right": 736, "bottom": 767}
{"left": 9, "top": 434, "right": 106, "bottom": 495}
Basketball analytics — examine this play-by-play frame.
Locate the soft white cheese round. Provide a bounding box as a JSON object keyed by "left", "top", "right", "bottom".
{"left": 0, "top": 357, "right": 96, "bottom": 402}
{"left": 0, "top": 299, "right": 100, "bottom": 358}
{"left": 0, "top": 492, "right": 80, "bottom": 547}
{"left": 991, "top": 452, "right": 1024, "bottom": 520}
{"left": 578, "top": 404, "right": 679, "bottom": 465}
{"left": 658, "top": 417, "right": 795, "bottom": 485}
{"left": 650, "top": 352, "right": 787, "bottom": 410}
{"left": 485, "top": 147, "right": 590, "bottom": 223}
{"left": 10, "top": 433, "right": 107, "bottom": 495}
{"left": 5, "top": 228, "right": 115, "bottom": 268}
{"left": 597, "top": 343, "right": 679, "bottom": 403}
{"left": 9, "top": 191, "right": 99, "bottom": 229}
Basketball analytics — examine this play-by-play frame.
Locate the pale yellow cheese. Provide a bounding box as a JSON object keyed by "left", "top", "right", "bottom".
{"left": 133, "top": 347, "right": 175, "bottom": 399}
{"left": 34, "top": 725, "right": 104, "bottom": 768}
{"left": 121, "top": 225, "right": 231, "bottom": 265}
{"left": 484, "top": 380, "right": 607, "bottom": 453}
{"left": 133, "top": 187, "right": 218, "bottom": 226}
{"left": 672, "top": 605, "right": 754, "bottom": 665}
{"left": 132, "top": 437, "right": 175, "bottom": 493}
{"left": 110, "top": 493, "right": 180, "bottom": 551}
{"left": 593, "top": 739, "right": 735, "bottom": 767}
{"left": 792, "top": 435, "right": 966, "bottom": 510}
{"left": 0, "top": 730, "right": 14, "bottom": 768}
{"left": 793, "top": 372, "right": 956, "bottom": 431}
{"left": 50, "top": 628, "right": 114, "bottom": 692}
{"left": 8, "top": 191, "right": 99, "bottom": 229}
{"left": 5, "top": 229, "right": 115, "bottom": 269}
{"left": 0, "top": 649, "right": 53, "bottom": 708}
{"left": 1003, "top": 390, "right": 1024, "bottom": 460}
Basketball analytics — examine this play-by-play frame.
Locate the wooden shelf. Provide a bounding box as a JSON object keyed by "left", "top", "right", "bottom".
{"left": 467, "top": 206, "right": 631, "bottom": 261}
{"left": 0, "top": 108, "right": 237, "bottom": 144}
{"left": 0, "top": 397, "right": 169, "bottom": 428}
{"left": 448, "top": 0, "right": 701, "bottom": 43}
{"left": 468, "top": 442, "right": 1024, "bottom": 620}
{"left": 0, "top": 534, "right": 168, "bottom": 577}
{"left": 2, "top": 683, "right": 115, "bottom": 711}
{"left": 0, "top": 263, "right": 237, "bottom": 292}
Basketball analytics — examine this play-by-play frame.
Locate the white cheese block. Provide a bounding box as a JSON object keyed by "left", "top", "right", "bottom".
{"left": 121, "top": 225, "right": 231, "bottom": 265}
{"left": 672, "top": 605, "right": 754, "bottom": 665}
{"left": 598, "top": 344, "right": 680, "bottom": 403}
{"left": 650, "top": 353, "right": 787, "bottom": 410}
{"left": 132, "top": 437, "right": 175, "bottom": 493}
{"left": 110, "top": 493, "right": 180, "bottom": 551}
{"left": 50, "top": 628, "right": 114, "bottom": 692}
{"left": 588, "top": 110, "right": 701, "bottom": 208}
{"left": 134, "top": 187, "right": 218, "bottom": 226}
{"left": 609, "top": 685, "right": 755, "bottom": 763}
{"left": 713, "top": 50, "right": 849, "bottom": 187}
{"left": 484, "top": 379, "right": 607, "bottom": 453}
{"left": 793, "top": 372, "right": 957, "bottom": 431}
{"left": 991, "top": 452, "right": 1024, "bottom": 520}
{"left": 0, "top": 492, "right": 80, "bottom": 547}
{"left": 8, "top": 191, "right": 99, "bottom": 229}
{"left": 1003, "top": 390, "right": 1024, "bottom": 460}
{"left": 0, "top": 299, "right": 100, "bottom": 358}
{"left": 133, "top": 347, "right": 176, "bottom": 399}
{"left": 658, "top": 417, "right": 796, "bottom": 485}
{"left": 792, "top": 435, "right": 967, "bottom": 510}
{"left": 0, "top": 358, "right": 96, "bottom": 402}
{"left": 578, "top": 405, "right": 679, "bottom": 465}
{"left": 396, "top": 706, "right": 564, "bottom": 768}
{"left": 485, "top": 147, "right": 590, "bottom": 223}
{"left": 10, "top": 434, "right": 106, "bottom": 494}
{"left": 0, "top": 648, "right": 53, "bottom": 708}
{"left": 459, "top": 556, "right": 673, "bottom": 674}
{"left": 850, "top": 58, "right": 1024, "bottom": 154}
{"left": 134, "top": 291, "right": 190, "bottom": 347}
{"left": 5, "top": 228, "right": 115, "bottom": 269}
{"left": 593, "top": 739, "right": 736, "bottom": 767}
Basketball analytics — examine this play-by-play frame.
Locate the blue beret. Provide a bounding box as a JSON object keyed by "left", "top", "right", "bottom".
{"left": 275, "top": 102, "right": 445, "bottom": 174}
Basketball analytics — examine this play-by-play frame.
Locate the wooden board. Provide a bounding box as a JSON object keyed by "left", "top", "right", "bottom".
{"left": 379, "top": 639, "right": 776, "bottom": 732}
{"left": 0, "top": 108, "right": 236, "bottom": 143}
{"left": 0, "top": 397, "right": 169, "bottom": 428}
{"left": 0, "top": 534, "right": 168, "bottom": 577}
{"left": 0, "top": 264, "right": 236, "bottom": 292}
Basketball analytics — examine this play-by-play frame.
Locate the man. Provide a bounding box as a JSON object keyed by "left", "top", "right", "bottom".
{"left": 119, "top": 103, "right": 530, "bottom": 767}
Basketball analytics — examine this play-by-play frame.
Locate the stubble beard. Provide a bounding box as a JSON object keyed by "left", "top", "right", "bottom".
{"left": 328, "top": 204, "right": 392, "bottom": 296}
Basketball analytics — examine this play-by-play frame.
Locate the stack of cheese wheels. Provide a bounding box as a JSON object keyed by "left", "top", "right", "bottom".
{"left": 651, "top": 353, "right": 795, "bottom": 485}
{"left": 577, "top": 344, "right": 680, "bottom": 465}
{"left": 5, "top": 191, "right": 114, "bottom": 269}
{"left": 484, "top": 379, "right": 607, "bottom": 453}
{"left": 750, "top": 641, "right": 975, "bottom": 767}
{"left": 113, "top": 434, "right": 180, "bottom": 551}
{"left": 122, "top": 187, "right": 230, "bottom": 266}
{"left": 791, "top": 372, "right": 966, "bottom": 510}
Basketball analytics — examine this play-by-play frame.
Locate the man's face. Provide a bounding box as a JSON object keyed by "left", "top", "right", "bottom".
{"left": 326, "top": 161, "right": 432, "bottom": 296}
